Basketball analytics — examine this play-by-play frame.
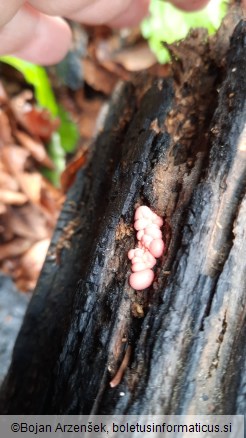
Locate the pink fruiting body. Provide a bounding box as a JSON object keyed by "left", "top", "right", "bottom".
{"left": 134, "top": 205, "right": 152, "bottom": 220}
{"left": 129, "top": 269, "right": 154, "bottom": 290}
{"left": 144, "top": 227, "right": 162, "bottom": 239}
{"left": 132, "top": 262, "right": 149, "bottom": 272}
{"left": 134, "top": 218, "right": 149, "bottom": 230}
{"left": 128, "top": 205, "right": 165, "bottom": 290}
{"left": 149, "top": 238, "right": 165, "bottom": 258}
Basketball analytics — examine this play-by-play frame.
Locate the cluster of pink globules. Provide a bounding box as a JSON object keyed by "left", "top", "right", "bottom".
{"left": 128, "top": 206, "right": 165, "bottom": 290}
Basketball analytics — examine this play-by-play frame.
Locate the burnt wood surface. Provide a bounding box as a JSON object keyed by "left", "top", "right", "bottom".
{"left": 0, "top": 18, "right": 245, "bottom": 415}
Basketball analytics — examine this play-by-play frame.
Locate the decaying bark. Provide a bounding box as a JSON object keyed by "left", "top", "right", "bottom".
{"left": 0, "top": 15, "right": 245, "bottom": 415}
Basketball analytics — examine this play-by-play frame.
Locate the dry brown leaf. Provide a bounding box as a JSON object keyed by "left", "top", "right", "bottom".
{"left": 0, "top": 237, "right": 33, "bottom": 260}
{"left": 0, "top": 211, "right": 15, "bottom": 241}
{"left": 61, "top": 149, "right": 88, "bottom": 192}
{"left": 82, "top": 58, "right": 118, "bottom": 94}
{"left": 20, "top": 238, "right": 50, "bottom": 279}
{"left": 0, "top": 189, "right": 28, "bottom": 205}
{"left": 22, "top": 108, "right": 59, "bottom": 141}
{"left": 113, "top": 43, "right": 157, "bottom": 71}
{"left": 6, "top": 204, "right": 51, "bottom": 240}
{"left": 79, "top": 112, "right": 98, "bottom": 139}
{"left": 0, "top": 203, "right": 7, "bottom": 215}
{"left": 0, "top": 81, "right": 8, "bottom": 104}
{"left": 77, "top": 98, "right": 102, "bottom": 139}
{"left": 0, "top": 170, "right": 19, "bottom": 191}
{"left": 11, "top": 93, "right": 59, "bottom": 141}
{"left": 62, "top": 89, "right": 102, "bottom": 139}
{"left": 15, "top": 276, "right": 36, "bottom": 292}
{"left": 16, "top": 172, "right": 42, "bottom": 204}
{"left": 0, "top": 109, "right": 13, "bottom": 145}
{"left": 13, "top": 238, "right": 50, "bottom": 291}
{"left": 0, "top": 78, "right": 62, "bottom": 291}
{"left": 0, "top": 145, "right": 30, "bottom": 173}
{"left": 146, "top": 63, "right": 171, "bottom": 78}
{"left": 40, "top": 178, "right": 64, "bottom": 215}
{"left": 0, "top": 258, "right": 18, "bottom": 278}
{"left": 15, "top": 130, "right": 54, "bottom": 169}
{"left": 97, "top": 41, "right": 157, "bottom": 71}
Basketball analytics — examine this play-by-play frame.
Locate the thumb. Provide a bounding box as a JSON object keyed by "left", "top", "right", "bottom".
{"left": 170, "top": 0, "right": 210, "bottom": 11}
{"left": 0, "top": 3, "right": 71, "bottom": 65}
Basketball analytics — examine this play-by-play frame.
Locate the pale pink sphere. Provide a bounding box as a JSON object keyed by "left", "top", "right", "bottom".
{"left": 152, "top": 216, "right": 163, "bottom": 227}
{"left": 144, "top": 227, "right": 162, "bottom": 239}
{"left": 128, "top": 248, "right": 145, "bottom": 261}
{"left": 129, "top": 269, "right": 154, "bottom": 290}
{"left": 128, "top": 205, "right": 165, "bottom": 290}
{"left": 134, "top": 248, "right": 144, "bottom": 256}
{"left": 131, "top": 256, "right": 156, "bottom": 272}
{"left": 134, "top": 205, "right": 152, "bottom": 220}
{"left": 134, "top": 218, "right": 149, "bottom": 231}
{"left": 141, "top": 234, "right": 152, "bottom": 248}
{"left": 134, "top": 206, "right": 163, "bottom": 233}
{"left": 128, "top": 249, "right": 135, "bottom": 260}
{"left": 131, "top": 262, "right": 148, "bottom": 272}
{"left": 149, "top": 238, "right": 165, "bottom": 258}
{"left": 132, "top": 256, "right": 142, "bottom": 264}
{"left": 143, "top": 251, "right": 156, "bottom": 268}
{"left": 130, "top": 248, "right": 156, "bottom": 269}
{"left": 136, "top": 230, "right": 144, "bottom": 240}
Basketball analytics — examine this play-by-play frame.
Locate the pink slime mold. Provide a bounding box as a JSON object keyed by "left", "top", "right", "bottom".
{"left": 128, "top": 206, "right": 165, "bottom": 290}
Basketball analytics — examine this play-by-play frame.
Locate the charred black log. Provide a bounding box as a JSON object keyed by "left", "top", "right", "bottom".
{"left": 0, "top": 17, "right": 245, "bottom": 415}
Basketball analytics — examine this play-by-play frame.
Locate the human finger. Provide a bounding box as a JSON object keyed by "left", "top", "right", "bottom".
{"left": 29, "top": 0, "right": 133, "bottom": 24}
{"left": 0, "top": 0, "right": 24, "bottom": 27}
{"left": 109, "top": 0, "right": 150, "bottom": 28}
{"left": 170, "top": 0, "right": 210, "bottom": 11}
{"left": 0, "top": 3, "right": 71, "bottom": 65}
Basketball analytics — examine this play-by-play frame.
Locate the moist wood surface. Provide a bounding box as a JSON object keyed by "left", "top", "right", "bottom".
{"left": 0, "top": 19, "right": 245, "bottom": 415}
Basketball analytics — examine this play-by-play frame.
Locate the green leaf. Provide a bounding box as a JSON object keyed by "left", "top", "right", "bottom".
{"left": 0, "top": 56, "right": 58, "bottom": 115}
{"left": 0, "top": 56, "right": 79, "bottom": 153}
{"left": 141, "top": 0, "right": 228, "bottom": 63}
{"left": 0, "top": 56, "right": 80, "bottom": 185}
{"left": 57, "top": 105, "right": 80, "bottom": 153}
{"left": 42, "top": 132, "right": 66, "bottom": 187}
